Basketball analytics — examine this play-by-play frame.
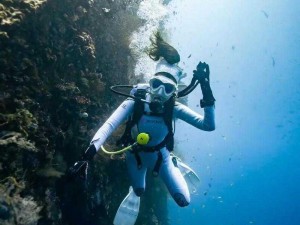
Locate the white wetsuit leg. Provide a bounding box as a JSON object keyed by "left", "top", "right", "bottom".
{"left": 159, "top": 148, "right": 190, "bottom": 207}
{"left": 126, "top": 152, "right": 147, "bottom": 196}
{"left": 126, "top": 148, "right": 190, "bottom": 206}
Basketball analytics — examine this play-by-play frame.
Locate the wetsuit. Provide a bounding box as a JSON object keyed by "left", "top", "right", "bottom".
{"left": 91, "top": 86, "right": 215, "bottom": 207}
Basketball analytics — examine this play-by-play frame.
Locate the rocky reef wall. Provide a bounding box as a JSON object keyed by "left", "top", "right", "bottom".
{"left": 0, "top": 0, "right": 171, "bottom": 224}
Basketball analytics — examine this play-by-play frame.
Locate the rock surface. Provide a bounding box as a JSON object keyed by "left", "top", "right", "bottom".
{"left": 0, "top": 0, "right": 158, "bottom": 224}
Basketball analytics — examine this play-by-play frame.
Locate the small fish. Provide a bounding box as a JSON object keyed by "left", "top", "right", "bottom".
{"left": 80, "top": 112, "right": 89, "bottom": 118}
{"left": 188, "top": 54, "right": 191, "bottom": 58}
{"left": 272, "top": 57, "right": 275, "bottom": 67}
{"left": 102, "top": 8, "right": 111, "bottom": 13}
{"left": 261, "top": 10, "right": 269, "bottom": 18}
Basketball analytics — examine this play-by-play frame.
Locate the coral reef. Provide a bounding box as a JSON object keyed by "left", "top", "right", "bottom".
{"left": 1, "top": 0, "right": 171, "bottom": 224}
{"left": 0, "top": 0, "right": 147, "bottom": 224}
{"left": 0, "top": 183, "right": 42, "bottom": 225}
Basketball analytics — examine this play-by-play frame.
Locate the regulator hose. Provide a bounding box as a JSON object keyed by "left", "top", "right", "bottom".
{"left": 100, "top": 143, "right": 137, "bottom": 155}
{"left": 110, "top": 85, "right": 134, "bottom": 99}
{"left": 177, "top": 77, "right": 200, "bottom": 98}
{"left": 110, "top": 85, "right": 150, "bottom": 103}
{"left": 110, "top": 80, "right": 201, "bottom": 100}
{"left": 100, "top": 133, "right": 150, "bottom": 155}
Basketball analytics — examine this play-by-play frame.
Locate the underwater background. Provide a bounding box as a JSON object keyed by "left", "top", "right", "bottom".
{"left": 165, "top": 1, "right": 300, "bottom": 225}
{"left": 1, "top": 0, "right": 299, "bottom": 225}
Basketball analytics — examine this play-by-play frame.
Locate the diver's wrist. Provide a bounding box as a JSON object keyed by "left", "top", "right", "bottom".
{"left": 82, "top": 144, "right": 97, "bottom": 161}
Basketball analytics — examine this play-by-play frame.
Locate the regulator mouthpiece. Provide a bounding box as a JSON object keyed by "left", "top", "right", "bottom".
{"left": 136, "top": 133, "right": 150, "bottom": 145}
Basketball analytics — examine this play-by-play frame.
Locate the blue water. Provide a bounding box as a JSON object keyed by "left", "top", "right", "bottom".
{"left": 162, "top": 0, "right": 300, "bottom": 224}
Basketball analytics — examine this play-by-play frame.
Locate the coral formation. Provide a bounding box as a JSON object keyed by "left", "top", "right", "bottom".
{"left": 0, "top": 0, "right": 170, "bottom": 224}
{"left": 0, "top": 0, "right": 145, "bottom": 224}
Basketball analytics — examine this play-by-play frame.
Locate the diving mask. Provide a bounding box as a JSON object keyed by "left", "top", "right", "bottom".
{"left": 149, "top": 76, "right": 177, "bottom": 100}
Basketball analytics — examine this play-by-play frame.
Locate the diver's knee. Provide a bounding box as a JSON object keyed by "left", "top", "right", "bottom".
{"left": 134, "top": 188, "right": 145, "bottom": 197}
{"left": 173, "top": 193, "right": 190, "bottom": 207}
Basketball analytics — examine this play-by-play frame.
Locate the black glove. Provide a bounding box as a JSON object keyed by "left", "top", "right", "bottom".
{"left": 67, "top": 144, "right": 97, "bottom": 180}
{"left": 193, "top": 61, "right": 215, "bottom": 107}
{"left": 67, "top": 161, "right": 89, "bottom": 180}
{"left": 81, "top": 144, "right": 97, "bottom": 161}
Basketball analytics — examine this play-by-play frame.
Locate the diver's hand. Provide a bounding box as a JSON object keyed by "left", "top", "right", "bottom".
{"left": 194, "top": 61, "right": 215, "bottom": 107}
{"left": 67, "top": 145, "right": 97, "bottom": 180}
{"left": 67, "top": 161, "right": 88, "bottom": 180}
{"left": 193, "top": 61, "right": 210, "bottom": 83}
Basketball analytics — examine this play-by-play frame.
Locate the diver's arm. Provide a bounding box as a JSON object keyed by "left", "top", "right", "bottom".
{"left": 174, "top": 102, "right": 215, "bottom": 131}
{"left": 68, "top": 99, "right": 134, "bottom": 179}
{"left": 174, "top": 61, "right": 215, "bottom": 131}
{"left": 90, "top": 99, "right": 135, "bottom": 151}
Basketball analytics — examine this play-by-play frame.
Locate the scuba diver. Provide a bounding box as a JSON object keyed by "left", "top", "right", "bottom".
{"left": 69, "top": 32, "right": 215, "bottom": 220}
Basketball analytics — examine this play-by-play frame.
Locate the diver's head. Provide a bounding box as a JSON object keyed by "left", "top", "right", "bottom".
{"left": 148, "top": 59, "right": 183, "bottom": 112}
{"left": 149, "top": 58, "right": 183, "bottom": 101}
{"left": 147, "top": 32, "right": 183, "bottom": 111}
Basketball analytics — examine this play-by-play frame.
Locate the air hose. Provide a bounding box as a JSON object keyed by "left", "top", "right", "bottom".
{"left": 100, "top": 133, "right": 150, "bottom": 155}
{"left": 177, "top": 77, "right": 199, "bottom": 97}
{"left": 101, "top": 144, "right": 136, "bottom": 155}
{"left": 110, "top": 78, "right": 200, "bottom": 100}
{"left": 110, "top": 85, "right": 134, "bottom": 99}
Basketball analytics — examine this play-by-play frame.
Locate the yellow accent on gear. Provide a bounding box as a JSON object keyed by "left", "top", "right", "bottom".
{"left": 100, "top": 132, "right": 150, "bottom": 155}
{"left": 136, "top": 133, "right": 150, "bottom": 145}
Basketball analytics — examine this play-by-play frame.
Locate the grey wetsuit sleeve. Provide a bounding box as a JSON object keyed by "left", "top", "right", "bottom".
{"left": 90, "top": 99, "right": 135, "bottom": 150}
{"left": 173, "top": 102, "right": 215, "bottom": 131}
